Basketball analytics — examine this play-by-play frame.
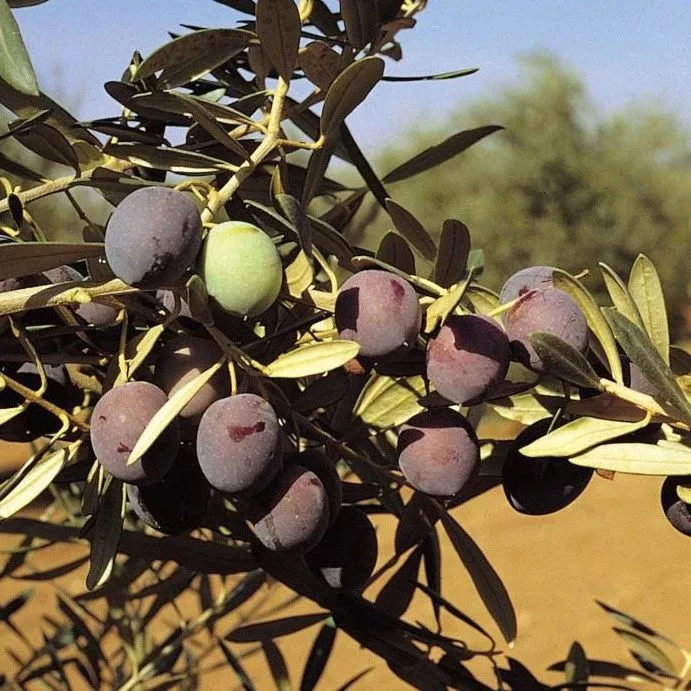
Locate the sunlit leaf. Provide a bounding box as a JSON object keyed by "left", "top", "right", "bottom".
{"left": 628, "top": 254, "right": 669, "bottom": 365}
{"left": 264, "top": 340, "right": 359, "bottom": 378}
{"left": 599, "top": 262, "right": 643, "bottom": 329}
{"left": 613, "top": 629, "right": 678, "bottom": 677}
{"left": 0, "top": 0, "right": 39, "bottom": 95}
{"left": 569, "top": 441, "right": 691, "bottom": 475}
{"left": 353, "top": 373, "right": 426, "bottom": 428}
{"left": 552, "top": 269, "right": 623, "bottom": 384}
{"left": 520, "top": 415, "right": 650, "bottom": 458}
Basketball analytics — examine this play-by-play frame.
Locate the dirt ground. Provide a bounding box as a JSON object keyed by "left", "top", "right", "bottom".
{"left": 1, "top": 435, "right": 689, "bottom": 690}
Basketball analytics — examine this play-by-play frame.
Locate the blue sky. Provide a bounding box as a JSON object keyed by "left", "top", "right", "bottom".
{"left": 11, "top": 0, "right": 690, "bottom": 150}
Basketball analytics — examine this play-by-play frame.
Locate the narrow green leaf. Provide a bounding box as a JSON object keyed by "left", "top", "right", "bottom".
{"left": 127, "top": 359, "right": 224, "bottom": 466}
{"left": 320, "top": 57, "right": 384, "bottom": 137}
{"left": 376, "top": 232, "right": 415, "bottom": 275}
{"left": 529, "top": 332, "right": 603, "bottom": 389}
{"left": 382, "top": 67, "right": 479, "bottom": 82}
{"left": 85, "top": 479, "right": 126, "bottom": 590}
{"left": 298, "top": 41, "right": 341, "bottom": 90}
{"left": 520, "top": 416, "right": 651, "bottom": 458}
{"left": 628, "top": 254, "right": 669, "bottom": 365}
{"left": 603, "top": 307, "right": 691, "bottom": 422}
{"left": 599, "top": 262, "right": 644, "bottom": 329}
{"left": 382, "top": 125, "right": 502, "bottom": 185}
{"left": 134, "top": 29, "right": 254, "bottom": 88}
{"left": 552, "top": 269, "right": 624, "bottom": 384}
{"left": 438, "top": 508, "right": 517, "bottom": 644}
{"left": 596, "top": 600, "right": 679, "bottom": 647}
{"left": 433, "top": 219, "right": 470, "bottom": 288}
{"left": 339, "top": 123, "right": 389, "bottom": 209}
{"left": 0, "top": 444, "right": 75, "bottom": 518}
{"left": 385, "top": 198, "right": 436, "bottom": 261}
{"left": 256, "top": 0, "right": 301, "bottom": 82}
{"left": 263, "top": 639, "right": 291, "bottom": 691}
{"left": 301, "top": 137, "right": 335, "bottom": 206}
{"left": 464, "top": 283, "right": 500, "bottom": 315}
{"left": 264, "top": 340, "right": 360, "bottom": 378}
{"left": 0, "top": 0, "right": 39, "bottom": 95}
{"left": 103, "top": 142, "right": 236, "bottom": 175}
{"left": 569, "top": 442, "right": 691, "bottom": 475}
{"left": 12, "top": 122, "right": 80, "bottom": 172}
{"left": 613, "top": 629, "right": 678, "bottom": 677}
{"left": 353, "top": 373, "right": 426, "bottom": 428}
{"left": 0, "top": 242, "right": 104, "bottom": 281}
{"left": 300, "top": 621, "right": 337, "bottom": 691}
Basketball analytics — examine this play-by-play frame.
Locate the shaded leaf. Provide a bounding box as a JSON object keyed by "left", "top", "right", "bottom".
{"left": 134, "top": 29, "right": 254, "bottom": 88}
{"left": 229, "top": 613, "right": 329, "bottom": 644}
{"left": 340, "top": 123, "right": 389, "bottom": 209}
{"left": 438, "top": 508, "right": 517, "bottom": 644}
{"left": 529, "top": 331, "right": 603, "bottom": 389}
{"left": 293, "top": 369, "right": 348, "bottom": 412}
{"left": 218, "top": 640, "right": 256, "bottom": 691}
{"left": 613, "top": 629, "right": 678, "bottom": 678}
{"left": 85, "top": 479, "right": 126, "bottom": 590}
{"left": 277, "top": 193, "right": 312, "bottom": 257}
{"left": 603, "top": 307, "right": 691, "bottom": 422}
{"left": 298, "top": 41, "right": 341, "bottom": 90}
{"left": 300, "top": 620, "right": 337, "bottom": 691}
{"left": 433, "top": 219, "right": 470, "bottom": 288}
{"left": 385, "top": 198, "right": 436, "bottom": 261}
{"left": 382, "top": 67, "right": 478, "bottom": 82}
{"left": 0, "top": 0, "right": 39, "bottom": 95}
{"left": 0, "top": 241, "right": 104, "bottom": 281}
{"left": 341, "top": 0, "right": 377, "bottom": 51}
{"left": 520, "top": 415, "right": 651, "bottom": 458}
{"left": 569, "top": 441, "right": 691, "bottom": 475}
{"left": 12, "top": 122, "right": 79, "bottom": 172}
{"left": 628, "top": 254, "right": 669, "bottom": 365}
{"left": 103, "top": 141, "right": 235, "bottom": 174}
{"left": 376, "top": 232, "right": 415, "bottom": 275}
{"left": 375, "top": 546, "right": 422, "bottom": 618}
{"left": 321, "top": 56, "right": 384, "bottom": 137}
{"left": 383, "top": 125, "right": 502, "bottom": 184}
{"left": 552, "top": 269, "right": 623, "bottom": 384}
{"left": 264, "top": 340, "right": 360, "bottom": 378}
{"left": 256, "top": 0, "right": 301, "bottom": 82}
{"left": 263, "top": 639, "right": 291, "bottom": 691}
{"left": 596, "top": 600, "right": 679, "bottom": 647}
{"left": 564, "top": 641, "right": 589, "bottom": 684}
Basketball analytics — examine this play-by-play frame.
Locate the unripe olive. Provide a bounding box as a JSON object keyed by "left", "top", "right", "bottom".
{"left": 198, "top": 221, "right": 283, "bottom": 317}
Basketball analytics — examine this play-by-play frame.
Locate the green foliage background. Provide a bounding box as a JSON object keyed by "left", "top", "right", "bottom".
{"left": 351, "top": 53, "right": 691, "bottom": 337}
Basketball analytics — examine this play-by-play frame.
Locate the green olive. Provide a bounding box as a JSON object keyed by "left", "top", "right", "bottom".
{"left": 198, "top": 221, "right": 283, "bottom": 317}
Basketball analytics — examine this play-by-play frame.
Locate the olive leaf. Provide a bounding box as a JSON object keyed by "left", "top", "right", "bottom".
{"left": 613, "top": 629, "right": 678, "bottom": 678}
{"left": 298, "top": 41, "right": 342, "bottom": 90}
{"left": 134, "top": 28, "right": 254, "bottom": 87}
{"left": 433, "top": 219, "right": 470, "bottom": 288}
{"left": 529, "top": 332, "right": 603, "bottom": 390}
{"left": 519, "top": 416, "right": 650, "bottom": 459}
{"left": 300, "top": 620, "right": 337, "bottom": 691}
{"left": 552, "top": 268, "right": 624, "bottom": 384}
{"left": 437, "top": 507, "right": 517, "bottom": 645}
{"left": 599, "top": 262, "right": 644, "bottom": 330}
{"left": 228, "top": 612, "right": 329, "bottom": 642}
{"left": 127, "top": 359, "right": 225, "bottom": 466}
{"left": 264, "top": 340, "right": 360, "bottom": 378}
{"left": 569, "top": 441, "right": 691, "bottom": 475}
{"left": 353, "top": 373, "right": 426, "bottom": 428}
{"left": 603, "top": 307, "right": 691, "bottom": 423}
{"left": 85, "top": 478, "right": 126, "bottom": 590}
{"left": 0, "top": 242, "right": 104, "bottom": 281}
{"left": 0, "top": 0, "right": 39, "bottom": 95}
{"left": 376, "top": 232, "right": 416, "bottom": 275}
{"left": 564, "top": 641, "right": 589, "bottom": 684}
{"left": 256, "top": 0, "right": 301, "bottom": 82}
{"left": 628, "top": 254, "right": 669, "bottom": 364}
{"left": 320, "top": 57, "right": 385, "bottom": 137}
{"left": 385, "top": 198, "right": 437, "bottom": 261}
{"left": 340, "top": 0, "right": 378, "bottom": 50}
